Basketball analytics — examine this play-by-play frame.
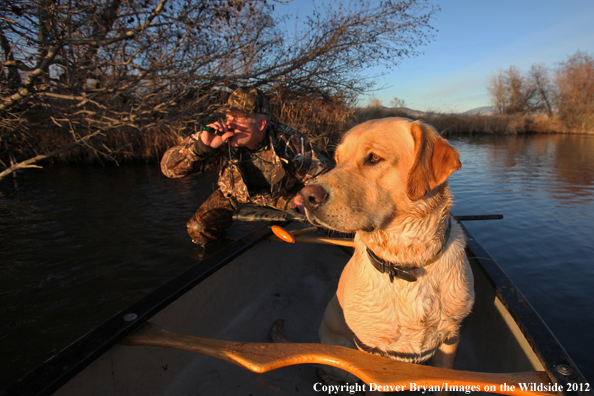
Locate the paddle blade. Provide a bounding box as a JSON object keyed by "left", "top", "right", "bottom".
{"left": 271, "top": 225, "right": 296, "bottom": 243}
{"left": 122, "top": 323, "right": 556, "bottom": 396}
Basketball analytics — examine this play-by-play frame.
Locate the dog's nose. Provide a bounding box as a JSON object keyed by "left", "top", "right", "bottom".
{"left": 300, "top": 184, "right": 329, "bottom": 209}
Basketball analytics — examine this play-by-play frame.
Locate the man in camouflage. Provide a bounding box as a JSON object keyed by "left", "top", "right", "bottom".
{"left": 161, "top": 87, "right": 331, "bottom": 247}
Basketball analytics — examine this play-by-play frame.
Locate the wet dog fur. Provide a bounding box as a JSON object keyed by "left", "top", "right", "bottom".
{"left": 300, "top": 117, "right": 474, "bottom": 393}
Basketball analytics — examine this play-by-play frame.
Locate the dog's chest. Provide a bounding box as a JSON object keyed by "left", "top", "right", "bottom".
{"left": 337, "top": 257, "right": 460, "bottom": 354}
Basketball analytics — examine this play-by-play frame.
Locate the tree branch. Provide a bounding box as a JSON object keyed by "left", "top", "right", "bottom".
{"left": 0, "top": 129, "right": 103, "bottom": 180}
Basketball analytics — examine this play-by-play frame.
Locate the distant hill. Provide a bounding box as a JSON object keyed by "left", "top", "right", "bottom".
{"left": 390, "top": 106, "right": 495, "bottom": 116}
{"left": 463, "top": 106, "right": 495, "bottom": 115}
{"left": 402, "top": 107, "right": 425, "bottom": 116}
{"left": 359, "top": 106, "right": 495, "bottom": 116}
{"left": 358, "top": 106, "right": 426, "bottom": 116}
{"left": 380, "top": 107, "right": 426, "bottom": 116}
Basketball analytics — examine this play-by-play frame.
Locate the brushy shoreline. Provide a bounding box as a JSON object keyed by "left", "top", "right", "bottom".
{"left": 10, "top": 106, "right": 591, "bottom": 169}
{"left": 353, "top": 106, "right": 569, "bottom": 136}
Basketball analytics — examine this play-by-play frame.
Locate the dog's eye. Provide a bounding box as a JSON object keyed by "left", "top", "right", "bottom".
{"left": 368, "top": 153, "right": 382, "bottom": 164}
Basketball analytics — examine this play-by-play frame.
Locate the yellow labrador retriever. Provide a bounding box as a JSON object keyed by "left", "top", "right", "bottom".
{"left": 300, "top": 117, "right": 474, "bottom": 387}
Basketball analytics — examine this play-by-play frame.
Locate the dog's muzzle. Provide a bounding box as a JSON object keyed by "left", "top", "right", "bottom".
{"left": 301, "top": 184, "right": 329, "bottom": 211}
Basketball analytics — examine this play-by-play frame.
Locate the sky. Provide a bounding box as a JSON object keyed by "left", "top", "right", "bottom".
{"left": 275, "top": 0, "right": 594, "bottom": 113}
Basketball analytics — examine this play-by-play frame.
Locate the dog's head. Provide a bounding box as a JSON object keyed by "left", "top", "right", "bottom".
{"left": 301, "top": 118, "right": 461, "bottom": 232}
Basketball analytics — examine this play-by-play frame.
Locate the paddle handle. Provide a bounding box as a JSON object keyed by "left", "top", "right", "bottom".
{"left": 268, "top": 215, "right": 503, "bottom": 247}
{"left": 268, "top": 234, "right": 355, "bottom": 247}
{"left": 122, "top": 322, "right": 554, "bottom": 396}
{"left": 454, "top": 214, "right": 503, "bottom": 221}
{"left": 294, "top": 235, "right": 355, "bottom": 247}
{"left": 269, "top": 225, "right": 355, "bottom": 246}
{"left": 291, "top": 227, "right": 319, "bottom": 236}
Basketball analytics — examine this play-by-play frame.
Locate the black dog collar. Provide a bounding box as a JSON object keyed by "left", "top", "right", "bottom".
{"left": 366, "top": 217, "right": 452, "bottom": 283}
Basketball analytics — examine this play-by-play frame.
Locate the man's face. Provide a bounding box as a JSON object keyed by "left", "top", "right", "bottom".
{"left": 225, "top": 114, "right": 267, "bottom": 149}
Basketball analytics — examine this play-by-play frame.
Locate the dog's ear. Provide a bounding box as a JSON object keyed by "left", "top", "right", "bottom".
{"left": 407, "top": 121, "right": 461, "bottom": 201}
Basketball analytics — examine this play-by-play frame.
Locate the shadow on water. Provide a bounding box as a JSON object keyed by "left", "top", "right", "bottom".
{"left": 1, "top": 133, "right": 594, "bottom": 390}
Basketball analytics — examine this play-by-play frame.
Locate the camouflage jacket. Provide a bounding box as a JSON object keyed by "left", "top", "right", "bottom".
{"left": 160, "top": 121, "right": 331, "bottom": 209}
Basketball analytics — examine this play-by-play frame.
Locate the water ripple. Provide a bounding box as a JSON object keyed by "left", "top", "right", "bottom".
{"left": 1, "top": 134, "right": 594, "bottom": 387}
{"left": 449, "top": 134, "right": 594, "bottom": 380}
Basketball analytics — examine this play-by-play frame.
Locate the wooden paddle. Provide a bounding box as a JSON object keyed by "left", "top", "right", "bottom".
{"left": 268, "top": 213, "right": 504, "bottom": 248}
{"left": 270, "top": 225, "right": 319, "bottom": 242}
{"left": 269, "top": 225, "right": 355, "bottom": 247}
{"left": 121, "top": 322, "right": 555, "bottom": 396}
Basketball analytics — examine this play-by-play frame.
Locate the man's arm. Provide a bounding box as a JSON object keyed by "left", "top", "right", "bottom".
{"left": 161, "top": 120, "right": 237, "bottom": 178}
{"left": 160, "top": 133, "right": 220, "bottom": 178}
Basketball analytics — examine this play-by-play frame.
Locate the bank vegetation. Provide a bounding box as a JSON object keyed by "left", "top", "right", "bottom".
{"left": 1, "top": 0, "right": 440, "bottom": 180}
{"left": 358, "top": 50, "right": 594, "bottom": 138}
{"left": 1, "top": 0, "right": 592, "bottom": 180}
{"left": 485, "top": 51, "right": 594, "bottom": 134}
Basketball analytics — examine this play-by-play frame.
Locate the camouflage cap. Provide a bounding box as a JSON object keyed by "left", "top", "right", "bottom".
{"left": 221, "top": 87, "right": 271, "bottom": 116}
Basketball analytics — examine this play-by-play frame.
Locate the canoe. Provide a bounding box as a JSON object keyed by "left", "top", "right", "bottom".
{"left": 2, "top": 219, "right": 591, "bottom": 396}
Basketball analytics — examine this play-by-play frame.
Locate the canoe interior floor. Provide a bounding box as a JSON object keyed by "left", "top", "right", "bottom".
{"left": 157, "top": 239, "right": 347, "bottom": 396}
{"left": 55, "top": 235, "right": 543, "bottom": 396}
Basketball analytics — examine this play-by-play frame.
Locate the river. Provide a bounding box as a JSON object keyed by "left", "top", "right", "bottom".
{"left": 1, "top": 132, "right": 593, "bottom": 390}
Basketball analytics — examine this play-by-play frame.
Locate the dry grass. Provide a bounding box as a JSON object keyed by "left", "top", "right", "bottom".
{"left": 353, "top": 104, "right": 570, "bottom": 137}
{"left": 271, "top": 88, "right": 355, "bottom": 156}
{"left": 4, "top": 124, "right": 185, "bottom": 167}
{"left": 4, "top": 100, "right": 586, "bottom": 168}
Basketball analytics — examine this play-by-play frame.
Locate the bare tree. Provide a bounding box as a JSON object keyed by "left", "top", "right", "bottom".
{"left": 554, "top": 51, "right": 594, "bottom": 132}
{"left": 487, "top": 69, "right": 507, "bottom": 114}
{"left": 504, "top": 66, "right": 530, "bottom": 114}
{"left": 1, "top": 0, "right": 438, "bottom": 180}
{"left": 1, "top": 0, "right": 169, "bottom": 178}
{"left": 526, "top": 63, "right": 554, "bottom": 117}
{"left": 487, "top": 66, "right": 534, "bottom": 115}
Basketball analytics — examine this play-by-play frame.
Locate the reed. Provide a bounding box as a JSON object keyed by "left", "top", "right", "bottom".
{"left": 2, "top": 101, "right": 583, "bottom": 168}
{"left": 4, "top": 124, "right": 185, "bottom": 166}
{"left": 270, "top": 88, "right": 355, "bottom": 156}
{"left": 353, "top": 104, "right": 570, "bottom": 136}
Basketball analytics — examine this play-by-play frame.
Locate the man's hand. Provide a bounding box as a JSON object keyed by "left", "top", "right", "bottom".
{"left": 200, "top": 121, "right": 235, "bottom": 149}
{"left": 290, "top": 194, "right": 305, "bottom": 214}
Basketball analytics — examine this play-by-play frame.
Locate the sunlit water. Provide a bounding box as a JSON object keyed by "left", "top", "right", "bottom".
{"left": 1, "top": 133, "right": 593, "bottom": 390}
{"left": 448, "top": 133, "right": 594, "bottom": 381}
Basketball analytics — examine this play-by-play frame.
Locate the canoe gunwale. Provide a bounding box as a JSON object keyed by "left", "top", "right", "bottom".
{"left": 461, "top": 223, "right": 591, "bottom": 396}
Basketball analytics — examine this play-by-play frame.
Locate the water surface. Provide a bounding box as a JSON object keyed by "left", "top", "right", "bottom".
{"left": 1, "top": 133, "right": 593, "bottom": 389}
{"left": 448, "top": 133, "right": 594, "bottom": 382}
